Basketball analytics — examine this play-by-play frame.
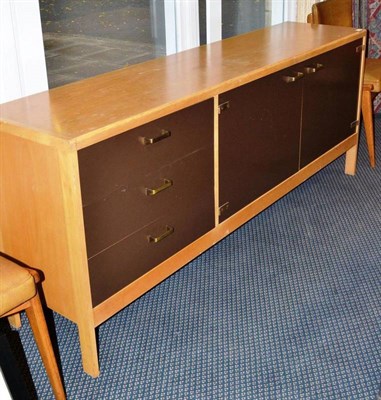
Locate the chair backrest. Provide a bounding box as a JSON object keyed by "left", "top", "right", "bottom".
{"left": 311, "top": 0, "right": 353, "bottom": 27}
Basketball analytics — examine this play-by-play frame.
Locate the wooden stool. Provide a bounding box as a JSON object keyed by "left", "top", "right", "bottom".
{"left": 0, "top": 256, "right": 66, "bottom": 399}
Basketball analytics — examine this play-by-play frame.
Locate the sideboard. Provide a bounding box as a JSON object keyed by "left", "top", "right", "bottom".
{"left": 0, "top": 22, "right": 366, "bottom": 377}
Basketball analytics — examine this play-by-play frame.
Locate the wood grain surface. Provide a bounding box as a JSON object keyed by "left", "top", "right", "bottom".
{"left": 1, "top": 23, "right": 365, "bottom": 149}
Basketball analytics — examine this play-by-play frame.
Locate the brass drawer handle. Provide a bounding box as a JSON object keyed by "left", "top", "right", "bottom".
{"left": 141, "top": 129, "right": 171, "bottom": 145}
{"left": 282, "top": 72, "right": 304, "bottom": 83}
{"left": 145, "top": 178, "right": 173, "bottom": 196}
{"left": 147, "top": 225, "right": 174, "bottom": 243}
{"left": 304, "top": 63, "right": 324, "bottom": 74}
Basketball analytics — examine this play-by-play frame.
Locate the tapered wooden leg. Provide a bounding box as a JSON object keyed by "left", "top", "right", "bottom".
{"left": 361, "top": 88, "right": 376, "bottom": 168}
{"left": 26, "top": 294, "right": 66, "bottom": 400}
{"left": 8, "top": 313, "right": 21, "bottom": 329}
{"left": 77, "top": 322, "right": 100, "bottom": 378}
{"left": 345, "top": 143, "right": 358, "bottom": 175}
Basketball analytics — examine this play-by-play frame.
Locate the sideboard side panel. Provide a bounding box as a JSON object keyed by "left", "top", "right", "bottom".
{"left": 0, "top": 129, "right": 91, "bottom": 324}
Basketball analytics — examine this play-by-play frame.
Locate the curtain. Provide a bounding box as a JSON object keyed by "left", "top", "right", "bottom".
{"left": 367, "top": 0, "right": 381, "bottom": 59}
{"left": 353, "top": 0, "right": 381, "bottom": 58}
{"left": 353, "top": 0, "right": 381, "bottom": 112}
{"left": 296, "top": 0, "right": 318, "bottom": 22}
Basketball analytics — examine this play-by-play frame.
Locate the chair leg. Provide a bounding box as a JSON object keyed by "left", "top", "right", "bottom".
{"left": 8, "top": 313, "right": 22, "bottom": 329}
{"left": 25, "top": 293, "right": 66, "bottom": 400}
{"left": 8, "top": 313, "right": 21, "bottom": 329}
{"left": 361, "top": 88, "right": 376, "bottom": 168}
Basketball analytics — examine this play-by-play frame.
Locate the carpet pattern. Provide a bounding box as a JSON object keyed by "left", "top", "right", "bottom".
{"left": 13, "top": 119, "right": 381, "bottom": 399}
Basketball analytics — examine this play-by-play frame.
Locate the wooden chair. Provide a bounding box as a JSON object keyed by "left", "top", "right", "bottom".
{"left": 0, "top": 255, "right": 66, "bottom": 399}
{"left": 308, "top": 0, "right": 381, "bottom": 168}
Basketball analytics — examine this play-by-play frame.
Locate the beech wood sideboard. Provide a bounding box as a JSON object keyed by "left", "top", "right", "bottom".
{"left": 0, "top": 22, "right": 366, "bottom": 377}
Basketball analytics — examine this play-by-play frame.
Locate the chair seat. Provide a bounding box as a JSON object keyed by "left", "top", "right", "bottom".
{"left": 364, "top": 58, "right": 381, "bottom": 93}
{"left": 0, "top": 257, "right": 36, "bottom": 315}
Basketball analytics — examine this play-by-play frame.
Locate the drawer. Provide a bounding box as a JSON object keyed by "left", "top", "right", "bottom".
{"left": 83, "top": 145, "right": 214, "bottom": 257}
{"left": 88, "top": 191, "right": 214, "bottom": 306}
{"left": 78, "top": 99, "right": 214, "bottom": 206}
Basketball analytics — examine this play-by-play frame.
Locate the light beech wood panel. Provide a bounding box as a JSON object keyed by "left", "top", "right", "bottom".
{"left": 345, "top": 35, "right": 367, "bottom": 175}
{"left": 0, "top": 130, "right": 90, "bottom": 324}
{"left": 214, "top": 96, "right": 220, "bottom": 227}
{"left": 0, "top": 129, "right": 99, "bottom": 375}
{"left": 0, "top": 23, "right": 365, "bottom": 149}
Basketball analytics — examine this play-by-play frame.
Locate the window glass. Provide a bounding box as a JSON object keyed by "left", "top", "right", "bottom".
{"left": 39, "top": 0, "right": 166, "bottom": 88}
{"left": 222, "top": 0, "right": 268, "bottom": 39}
{"left": 199, "top": 0, "right": 289, "bottom": 45}
{"left": 39, "top": 0, "right": 297, "bottom": 88}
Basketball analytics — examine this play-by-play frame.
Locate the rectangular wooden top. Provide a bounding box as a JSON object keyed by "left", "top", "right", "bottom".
{"left": 0, "top": 22, "right": 365, "bottom": 149}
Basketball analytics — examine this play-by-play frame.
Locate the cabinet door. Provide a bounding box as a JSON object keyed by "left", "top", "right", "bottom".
{"left": 300, "top": 40, "right": 362, "bottom": 167}
{"left": 219, "top": 69, "right": 302, "bottom": 222}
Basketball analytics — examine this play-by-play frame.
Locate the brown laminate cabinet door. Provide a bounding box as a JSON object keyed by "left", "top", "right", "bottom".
{"left": 219, "top": 69, "right": 302, "bottom": 222}
{"left": 300, "top": 40, "right": 362, "bottom": 167}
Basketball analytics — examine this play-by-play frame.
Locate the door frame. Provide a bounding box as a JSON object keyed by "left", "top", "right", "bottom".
{"left": 0, "top": 0, "right": 48, "bottom": 103}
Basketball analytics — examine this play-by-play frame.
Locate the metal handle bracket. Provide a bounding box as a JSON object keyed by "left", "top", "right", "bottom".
{"left": 282, "top": 72, "right": 304, "bottom": 83}
{"left": 147, "top": 225, "right": 174, "bottom": 243}
{"left": 304, "top": 63, "right": 324, "bottom": 74}
{"left": 141, "top": 129, "right": 171, "bottom": 145}
{"left": 145, "top": 179, "right": 173, "bottom": 196}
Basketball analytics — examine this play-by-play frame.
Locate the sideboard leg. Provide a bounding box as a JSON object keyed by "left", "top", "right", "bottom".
{"left": 345, "top": 143, "right": 358, "bottom": 175}
{"left": 77, "top": 323, "right": 99, "bottom": 377}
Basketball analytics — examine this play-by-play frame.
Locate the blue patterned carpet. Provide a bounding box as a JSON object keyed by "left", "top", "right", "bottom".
{"left": 13, "top": 119, "right": 381, "bottom": 399}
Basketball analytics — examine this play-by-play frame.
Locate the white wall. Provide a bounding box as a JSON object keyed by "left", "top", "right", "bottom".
{"left": 0, "top": 0, "right": 48, "bottom": 104}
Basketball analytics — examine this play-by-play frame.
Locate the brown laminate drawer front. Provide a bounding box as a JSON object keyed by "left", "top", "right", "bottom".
{"left": 82, "top": 146, "right": 214, "bottom": 258}
{"left": 78, "top": 99, "right": 214, "bottom": 206}
{"left": 78, "top": 99, "right": 215, "bottom": 305}
{"left": 88, "top": 162, "right": 214, "bottom": 306}
{"left": 78, "top": 99, "right": 214, "bottom": 258}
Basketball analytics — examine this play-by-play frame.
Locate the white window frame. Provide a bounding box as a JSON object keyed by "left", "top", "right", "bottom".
{"left": 206, "top": 0, "right": 222, "bottom": 44}
{"left": 0, "top": 0, "right": 47, "bottom": 103}
{"left": 164, "top": 0, "right": 200, "bottom": 54}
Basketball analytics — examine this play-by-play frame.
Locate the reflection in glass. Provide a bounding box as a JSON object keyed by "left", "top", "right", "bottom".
{"left": 222, "top": 0, "right": 267, "bottom": 39}
{"left": 39, "top": 0, "right": 166, "bottom": 88}
{"left": 199, "top": 0, "right": 281, "bottom": 45}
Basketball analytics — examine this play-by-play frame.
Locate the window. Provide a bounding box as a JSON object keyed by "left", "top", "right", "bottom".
{"left": 39, "top": 0, "right": 166, "bottom": 87}
{"left": 0, "top": 0, "right": 317, "bottom": 101}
